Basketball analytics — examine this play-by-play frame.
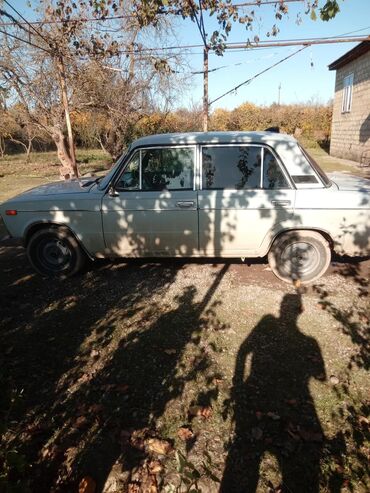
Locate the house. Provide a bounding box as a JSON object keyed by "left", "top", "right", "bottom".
{"left": 328, "top": 40, "right": 370, "bottom": 165}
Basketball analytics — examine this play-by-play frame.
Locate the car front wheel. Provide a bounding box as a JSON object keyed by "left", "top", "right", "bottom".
{"left": 27, "top": 226, "right": 85, "bottom": 278}
{"left": 268, "top": 231, "right": 331, "bottom": 284}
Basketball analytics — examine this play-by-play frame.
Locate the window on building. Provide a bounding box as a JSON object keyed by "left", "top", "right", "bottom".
{"left": 202, "top": 146, "right": 262, "bottom": 189}
{"left": 342, "top": 73, "right": 354, "bottom": 113}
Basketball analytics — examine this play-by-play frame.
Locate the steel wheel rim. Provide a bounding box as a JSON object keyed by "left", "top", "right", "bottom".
{"left": 280, "top": 241, "right": 320, "bottom": 279}
{"left": 37, "top": 237, "right": 72, "bottom": 272}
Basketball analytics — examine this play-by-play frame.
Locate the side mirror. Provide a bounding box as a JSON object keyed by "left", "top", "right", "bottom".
{"left": 108, "top": 186, "right": 119, "bottom": 197}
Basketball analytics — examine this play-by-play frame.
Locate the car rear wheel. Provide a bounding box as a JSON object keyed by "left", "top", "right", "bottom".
{"left": 27, "top": 226, "right": 85, "bottom": 278}
{"left": 268, "top": 231, "right": 331, "bottom": 284}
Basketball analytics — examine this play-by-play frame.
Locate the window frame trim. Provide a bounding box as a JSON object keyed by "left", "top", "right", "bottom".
{"left": 199, "top": 143, "right": 293, "bottom": 191}
{"left": 341, "top": 72, "right": 354, "bottom": 114}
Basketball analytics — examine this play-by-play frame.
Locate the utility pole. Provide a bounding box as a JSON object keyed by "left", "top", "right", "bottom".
{"left": 278, "top": 83, "right": 281, "bottom": 105}
{"left": 203, "top": 46, "right": 209, "bottom": 132}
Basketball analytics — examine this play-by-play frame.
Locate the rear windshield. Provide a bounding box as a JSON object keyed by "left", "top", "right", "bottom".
{"left": 298, "top": 145, "right": 331, "bottom": 187}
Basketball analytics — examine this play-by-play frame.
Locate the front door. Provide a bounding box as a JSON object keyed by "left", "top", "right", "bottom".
{"left": 102, "top": 146, "right": 198, "bottom": 257}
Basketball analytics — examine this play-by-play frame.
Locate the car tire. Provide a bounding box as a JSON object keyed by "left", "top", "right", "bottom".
{"left": 27, "top": 226, "right": 86, "bottom": 278}
{"left": 268, "top": 230, "right": 331, "bottom": 284}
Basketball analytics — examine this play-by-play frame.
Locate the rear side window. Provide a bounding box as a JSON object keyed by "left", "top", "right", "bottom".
{"left": 263, "top": 149, "right": 289, "bottom": 189}
{"left": 142, "top": 148, "right": 194, "bottom": 191}
{"left": 202, "top": 146, "right": 261, "bottom": 190}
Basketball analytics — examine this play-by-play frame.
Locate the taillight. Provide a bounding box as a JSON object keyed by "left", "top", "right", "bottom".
{"left": 5, "top": 210, "right": 17, "bottom": 216}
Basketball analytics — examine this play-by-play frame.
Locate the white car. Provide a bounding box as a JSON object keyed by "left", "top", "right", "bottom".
{"left": 1, "top": 132, "right": 369, "bottom": 283}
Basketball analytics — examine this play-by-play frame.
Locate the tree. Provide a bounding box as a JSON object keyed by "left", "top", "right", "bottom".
{"left": 0, "top": 0, "right": 182, "bottom": 176}
{"left": 0, "top": 0, "right": 341, "bottom": 176}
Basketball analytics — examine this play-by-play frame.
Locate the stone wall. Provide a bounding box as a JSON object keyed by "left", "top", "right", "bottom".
{"left": 330, "top": 50, "right": 370, "bottom": 164}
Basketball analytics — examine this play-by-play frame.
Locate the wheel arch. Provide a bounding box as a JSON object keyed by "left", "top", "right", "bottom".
{"left": 23, "top": 221, "right": 94, "bottom": 260}
{"left": 267, "top": 227, "right": 334, "bottom": 254}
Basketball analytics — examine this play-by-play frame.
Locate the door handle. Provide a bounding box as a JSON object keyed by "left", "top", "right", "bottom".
{"left": 176, "top": 201, "right": 195, "bottom": 208}
{"left": 271, "top": 200, "right": 291, "bottom": 207}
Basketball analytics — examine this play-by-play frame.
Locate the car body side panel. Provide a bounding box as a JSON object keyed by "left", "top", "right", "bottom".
{"left": 198, "top": 189, "right": 297, "bottom": 256}
{"left": 102, "top": 190, "right": 199, "bottom": 256}
{"left": 294, "top": 188, "right": 370, "bottom": 256}
{"left": 1, "top": 193, "right": 105, "bottom": 256}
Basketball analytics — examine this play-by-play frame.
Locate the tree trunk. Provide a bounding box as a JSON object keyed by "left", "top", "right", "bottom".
{"left": 52, "top": 127, "right": 75, "bottom": 180}
{"left": 0, "top": 137, "right": 5, "bottom": 158}
{"left": 56, "top": 56, "right": 78, "bottom": 178}
{"left": 26, "top": 137, "right": 33, "bottom": 163}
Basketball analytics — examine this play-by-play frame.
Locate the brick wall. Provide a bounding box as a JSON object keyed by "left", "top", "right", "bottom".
{"left": 330, "top": 50, "right": 370, "bottom": 163}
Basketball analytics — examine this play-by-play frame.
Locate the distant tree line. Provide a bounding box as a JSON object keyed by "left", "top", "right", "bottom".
{"left": 0, "top": 101, "right": 333, "bottom": 162}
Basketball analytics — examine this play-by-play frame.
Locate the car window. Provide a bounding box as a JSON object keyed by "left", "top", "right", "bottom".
{"left": 116, "top": 152, "right": 140, "bottom": 190}
{"left": 263, "top": 149, "right": 289, "bottom": 189}
{"left": 141, "top": 148, "right": 194, "bottom": 191}
{"left": 202, "top": 146, "right": 261, "bottom": 190}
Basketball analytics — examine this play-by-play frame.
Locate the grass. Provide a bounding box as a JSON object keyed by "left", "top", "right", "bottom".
{"left": 0, "top": 149, "right": 111, "bottom": 203}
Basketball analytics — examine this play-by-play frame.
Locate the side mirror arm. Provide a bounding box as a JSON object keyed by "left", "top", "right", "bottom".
{"left": 108, "top": 186, "right": 119, "bottom": 197}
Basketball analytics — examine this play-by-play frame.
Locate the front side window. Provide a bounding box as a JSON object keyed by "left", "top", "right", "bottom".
{"left": 202, "top": 146, "right": 261, "bottom": 190}
{"left": 116, "top": 151, "right": 140, "bottom": 190}
{"left": 342, "top": 73, "right": 354, "bottom": 113}
{"left": 142, "top": 148, "right": 194, "bottom": 191}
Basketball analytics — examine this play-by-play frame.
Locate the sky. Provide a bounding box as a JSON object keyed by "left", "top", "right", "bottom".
{"left": 170, "top": 0, "right": 370, "bottom": 109}
{"left": 7, "top": 0, "right": 370, "bottom": 110}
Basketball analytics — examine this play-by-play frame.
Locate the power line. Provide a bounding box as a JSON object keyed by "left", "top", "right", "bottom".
{"left": 114, "top": 34, "right": 369, "bottom": 55}
{"left": 209, "top": 45, "right": 308, "bottom": 105}
{"left": 2, "top": 0, "right": 50, "bottom": 45}
{"left": 0, "top": 27, "right": 51, "bottom": 53}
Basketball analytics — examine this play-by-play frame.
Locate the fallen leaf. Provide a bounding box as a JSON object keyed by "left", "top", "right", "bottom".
{"left": 164, "top": 349, "right": 176, "bottom": 355}
{"left": 148, "top": 460, "right": 163, "bottom": 474}
{"left": 41, "top": 444, "right": 62, "bottom": 460}
{"left": 128, "top": 484, "right": 140, "bottom": 493}
{"left": 74, "top": 416, "right": 89, "bottom": 430}
{"left": 89, "top": 404, "right": 104, "bottom": 414}
{"left": 285, "top": 399, "right": 297, "bottom": 406}
{"left": 177, "top": 427, "right": 194, "bottom": 441}
{"left": 116, "top": 384, "right": 129, "bottom": 393}
{"left": 78, "top": 476, "right": 96, "bottom": 493}
{"left": 298, "top": 428, "right": 323, "bottom": 442}
{"left": 213, "top": 377, "right": 223, "bottom": 386}
{"left": 359, "top": 416, "right": 369, "bottom": 426}
{"left": 146, "top": 438, "right": 173, "bottom": 455}
{"left": 189, "top": 405, "right": 212, "bottom": 419}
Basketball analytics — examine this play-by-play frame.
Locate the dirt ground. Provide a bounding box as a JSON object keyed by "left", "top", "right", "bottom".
{"left": 1, "top": 148, "right": 369, "bottom": 492}
{"left": 0, "top": 238, "right": 369, "bottom": 493}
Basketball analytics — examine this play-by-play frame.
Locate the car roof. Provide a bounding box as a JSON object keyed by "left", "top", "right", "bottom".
{"left": 131, "top": 131, "right": 297, "bottom": 148}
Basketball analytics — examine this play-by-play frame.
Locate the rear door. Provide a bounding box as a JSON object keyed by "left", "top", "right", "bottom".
{"left": 198, "top": 144, "right": 296, "bottom": 256}
{"left": 102, "top": 146, "right": 198, "bottom": 256}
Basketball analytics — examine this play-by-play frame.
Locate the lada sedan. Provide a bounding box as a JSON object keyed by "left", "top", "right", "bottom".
{"left": 1, "top": 132, "right": 369, "bottom": 284}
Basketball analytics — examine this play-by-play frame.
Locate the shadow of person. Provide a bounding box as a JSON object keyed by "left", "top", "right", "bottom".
{"left": 221, "top": 293, "right": 326, "bottom": 493}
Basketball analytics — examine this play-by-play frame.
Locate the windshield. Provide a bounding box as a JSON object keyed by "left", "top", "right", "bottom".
{"left": 98, "top": 149, "right": 130, "bottom": 190}
{"left": 298, "top": 145, "right": 331, "bottom": 187}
